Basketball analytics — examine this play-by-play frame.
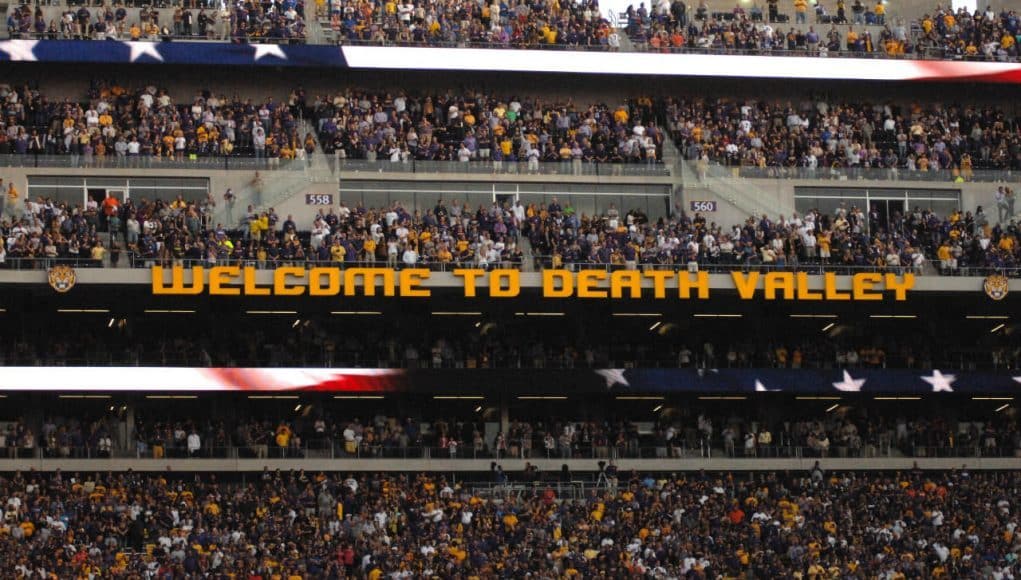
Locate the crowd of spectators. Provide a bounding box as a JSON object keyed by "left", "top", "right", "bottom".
{"left": 2, "top": 180, "right": 1019, "bottom": 279}
{"left": 324, "top": 0, "right": 611, "bottom": 48}
{"left": 0, "top": 81, "right": 310, "bottom": 162}
{"left": 3, "top": 400, "right": 1019, "bottom": 461}
{"left": 0, "top": 303, "right": 1018, "bottom": 371}
{"left": 625, "top": 1, "right": 910, "bottom": 56}
{"left": 310, "top": 91, "right": 663, "bottom": 165}
{"left": 1, "top": 467, "right": 1020, "bottom": 577}
{"left": 669, "top": 97, "right": 1021, "bottom": 174}
{"left": 528, "top": 201, "right": 1020, "bottom": 274}
{"left": 6, "top": 1, "right": 306, "bottom": 43}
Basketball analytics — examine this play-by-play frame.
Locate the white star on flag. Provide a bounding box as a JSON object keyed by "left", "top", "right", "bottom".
{"left": 921, "top": 370, "right": 956, "bottom": 392}
{"left": 0, "top": 40, "right": 38, "bottom": 62}
{"left": 832, "top": 370, "right": 865, "bottom": 392}
{"left": 755, "top": 380, "right": 780, "bottom": 392}
{"left": 123, "top": 41, "right": 164, "bottom": 62}
{"left": 596, "top": 369, "right": 629, "bottom": 389}
{"left": 252, "top": 44, "right": 288, "bottom": 61}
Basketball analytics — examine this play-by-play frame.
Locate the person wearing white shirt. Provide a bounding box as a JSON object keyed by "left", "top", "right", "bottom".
{"left": 402, "top": 246, "right": 418, "bottom": 267}
{"left": 187, "top": 431, "right": 201, "bottom": 457}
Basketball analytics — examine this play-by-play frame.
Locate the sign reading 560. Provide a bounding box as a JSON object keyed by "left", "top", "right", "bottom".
{"left": 689, "top": 200, "right": 717, "bottom": 212}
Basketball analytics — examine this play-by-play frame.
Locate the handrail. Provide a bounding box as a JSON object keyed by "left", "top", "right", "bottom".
{"left": 2, "top": 256, "right": 1017, "bottom": 278}
{"left": 0, "top": 153, "right": 670, "bottom": 177}
{"left": 13, "top": 442, "right": 1021, "bottom": 460}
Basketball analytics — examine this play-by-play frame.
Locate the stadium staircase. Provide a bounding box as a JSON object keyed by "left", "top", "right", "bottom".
{"left": 662, "top": 138, "right": 793, "bottom": 219}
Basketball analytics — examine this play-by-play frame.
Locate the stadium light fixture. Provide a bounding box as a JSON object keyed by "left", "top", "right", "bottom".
{"left": 868, "top": 315, "right": 917, "bottom": 319}
{"left": 333, "top": 395, "right": 385, "bottom": 399}
{"left": 789, "top": 314, "right": 838, "bottom": 318}
{"left": 612, "top": 313, "right": 662, "bottom": 317}
{"left": 825, "top": 403, "right": 840, "bottom": 413}
{"left": 649, "top": 321, "right": 662, "bottom": 331}
{"left": 433, "top": 395, "right": 484, "bottom": 400}
{"left": 294, "top": 404, "right": 302, "bottom": 412}
{"left": 331, "top": 311, "right": 382, "bottom": 315}
{"left": 795, "top": 396, "right": 841, "bottom": 400}
{"left": 965, "top": 315, "right": 1009, "bottom": 320}
{"left": 972, "top": 397, "right": 1014, "bottom": 401}
{"left": 246, "top": 310, "right": 298, "bottom": 315}
{"left": 821, "top": 322, "right": 835, "bottom": 332}
{"left": 513, "top": 312, "right": 566, "bottom": 317}
{"left": 432, "top": 312, "right": 483, "bottom": 316}
{"left": 143, "top": 309, "right": 196, "bottom": 314}
{"left": 292, "top": 319, "right": 302, "bottom": 328}
{"left": 996, "top": 404, "right": 1010, "bottom": 413}
{"left": 247, "top": 395, "right": 299, "bottom": 399}
{"left": 517, "top": 396, "right": 568, "bottom": 400}
{"left": 58, "top": 395, "right": 111, "bottom": 399}
{"left": 693, "top": 314, "right": 743, "bottom": 318}
{"left": 990, "top": 324, "right": 1006, "bottom": 334}
{"left": 57, "top": 308, "right": 110, "bottom": 313}
{"left": 873, "top": 396, "right": 921, "bottom": 400}
{"left": 697, "top": 396, "right": 747, "bottom": 400}
{"left": 474, "top": 406, "right": 483, "bottom": 413}
{"left": 616, "top": 396, "right": 664, "bottom": 400}
{"left": 652, "top": 404, "right": 664, "bottom": 413}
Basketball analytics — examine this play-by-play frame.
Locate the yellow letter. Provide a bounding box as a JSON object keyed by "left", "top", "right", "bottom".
{"left": 852, "top": 273, "right": 883, "bottom": 301}
{"left": 610, "top": 270, "right": 643, "bottom": 299}
{"left": 643, "top": 270, "right": 673, "bottom": 299}
{"left": 209, "top": 266, "right": 240, "bottom": 295}
{"left": 678, "top": 271, "right": 710, "bottom": 299}
{"left": 763, "top": 272, "right": 794, "bottom": 300}
{"left": 273, "top": 267, "right": 307, "bottom": 296}
{"left": 577, "top": 270, "right": 608, "bottom": 298}
{"left": 399, "top": 269, "right": 431, "bottom": 297}
{"left": 243, "top": 267, "right": 270, "bottom": 296}
{"left": 344, "top": 268, "right": 395, "bottom": 297}
{"left": 490, "top": 270, "right": 520, "bottom": 298}
{"left": 542, "top": 270, "right": 574, "bottom": 298}
{"left": 884, "top": 273, "right": 915, "bottom": 301}
{"left": 796, "top": 272, "right": 824, "bottom": 300}
{"left": 730, "top": 272, "right": 760, "bottom": 300}
{"left": 822, "top": 272, "right": 850, "bottom": 300}
{"left": 453, "top": 269, "right": 486, "bottom": 298}
{"left": 152, "top": 266, "right": 204, "bottom": 295}
{"left": 309, "top": 267, "right": 341, "bottom": 296}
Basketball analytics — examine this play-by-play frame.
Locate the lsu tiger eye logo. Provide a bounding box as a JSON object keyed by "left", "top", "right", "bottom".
{"left": 48, "top": 265, "right": 77, "bottom": 293}
{"left": 983, "top": 274, "right": 1009, "bottom": 301}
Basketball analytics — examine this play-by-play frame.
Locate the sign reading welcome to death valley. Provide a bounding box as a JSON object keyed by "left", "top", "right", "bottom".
{"left": 150, "top": 266, "right": 915, "bottom": 301}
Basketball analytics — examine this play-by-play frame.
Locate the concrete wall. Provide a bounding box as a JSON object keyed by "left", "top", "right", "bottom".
{"left": 684, "top": 176, "right": 1010, "bottom": 226}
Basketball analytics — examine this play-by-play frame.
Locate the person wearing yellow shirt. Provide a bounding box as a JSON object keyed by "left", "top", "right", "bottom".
{"left": 250, "top": 213, "right": 269, "bottom": 241}
{"left": 793, "top": 0, "right": 807, "bottom": 23}
{"left": 4, "top": 183, "right": 18, "bottom": 220}
{"left": 330, "top": 240, "right": 346, "bottom": 263}
{"left": 874, "top": 1, "right": 885, "bottom": 24}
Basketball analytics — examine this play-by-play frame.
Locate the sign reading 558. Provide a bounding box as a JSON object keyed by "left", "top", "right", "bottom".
{"left": 305, "top": 194, "right": 334, "bottom": 205}
{"left": 689, "top": 200, "right": 717, "bottom": 212}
